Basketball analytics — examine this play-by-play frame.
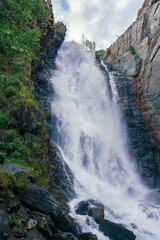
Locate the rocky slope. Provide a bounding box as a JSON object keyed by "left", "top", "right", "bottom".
{"left": 102, "top": 0, "right": 160, "bottom": 185}
{"left": 0, "top": 1, "right": 79, "bottom": 239}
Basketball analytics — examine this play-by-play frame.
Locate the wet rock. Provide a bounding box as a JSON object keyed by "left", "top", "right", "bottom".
{"left": 75, "top": 201, "right": 90, "bottom": 215}
{"left": 101, "top": 62, "right": 160, "bottom": 187}
{"left": 62, "top": 232, "right": 77, "bottom": 240}
{"left": 37, "top": 217, "right": 57, "bottom": 238}
{"left": 131, "top": 223, "right": 137, "bottom": 229}
{"left": 0, "top": 232, "right": 4, "bottom": 240}
{"left": 49, "top": 144, "right": 75, "bottom": 211}
{"left": 32, "top": 211, "right": 47, "bottom": 219}
{"left": 12, "top": 227, "right": 26, "bottom": 238}
{"left": 0, "top": 210, "right": 10, "bottom": 236}
{"left": 142, "top": 188, "right": 160, "bottom": 205}
{"left": 102, "top": 0, "right": 160, "bottom": 186}
{"left": 52, "top": 233, "right": 65, "bottom": 240}
{"left": 88, "top": 200, "right": 104, "bottom": 209}
{"left": 47, "top": 218, "right": 58, "bottom": 234}
{"left": 28, "top": 175, "right": 37, "bottom": 183}
{"left": 19, "top": 186, "right": 60, "bottom": 222}
{"left": 56, "top": 211, "right": 79, "bottom": 234}
{"left": 8, "top": 200, "right": 20, "bottom": 213}
{"left": 88, "top": 207, "right": 104, "bottom": 223}
{"left": 76, "top": 232, "right": 98, "bottom": 240}
{"left": 27, "top": 219, "right": 37, "bottom": 229}
{"left": 99, "top": 219, "right": 136, "bottom": 240}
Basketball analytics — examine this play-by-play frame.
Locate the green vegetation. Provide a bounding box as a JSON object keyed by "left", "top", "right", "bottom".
{"left": 0, "top": 170, "right": 16, "bottom": 189}
{"left": 84, "top": 40, "right": 96, "bottom": 51}
{"left": 0, "top": 0, "right": 50, "bottom": 69}
{"left": 81, "top": 34, "right": 96, "bottom": 51}
{"left": 0, "top": 170, "right": 27, "bottom": 190}
{"left": 123, "top": 47, "right": 129, "bottom": 53}
{"left": 113, "top": 54, "right": 121, "bottom": 62}
{"left": 129, "top": 46, "right": 136, "bottom": 55}
{"left": 10, "top": 211, "right": 22, "bottom": 228}
{"left": 99, "top": 50, "right": 106, "bottom": 60}
{"left": 0, "top": 0, "right": 52, "bottom": 186}
{"left": 144, "top": 59, "right": 148, "bottom": 65}
{"left": 119, "top": 35, "right": 127, "bottom": 44}
{"left": 53, "top": 23, "right": 61, "bottom": 41}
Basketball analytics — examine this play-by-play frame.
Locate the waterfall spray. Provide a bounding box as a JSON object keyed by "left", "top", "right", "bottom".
{"left": 51, "top": 41, "right": 160, "bottom": 240}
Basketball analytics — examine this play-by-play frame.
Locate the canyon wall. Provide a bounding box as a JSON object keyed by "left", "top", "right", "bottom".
{"left": 103, "top": 0, "right": 160, "bottom": 175}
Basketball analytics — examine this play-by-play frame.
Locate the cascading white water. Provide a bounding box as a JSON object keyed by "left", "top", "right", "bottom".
{"left": 51, "top": 41, "right": 160, "bottom": 240}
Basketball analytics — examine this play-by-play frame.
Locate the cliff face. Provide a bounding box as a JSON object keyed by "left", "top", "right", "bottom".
{"left": 103, "top": 0, "right": 160, "bottom": 173}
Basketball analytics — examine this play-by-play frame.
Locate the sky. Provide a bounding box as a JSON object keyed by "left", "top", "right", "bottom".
{"left": 52, "top": 0, "right": 144, "bottom": 49}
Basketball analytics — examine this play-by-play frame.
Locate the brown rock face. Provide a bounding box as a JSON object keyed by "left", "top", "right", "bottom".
{"left": 103, "top": 0, "right": 160, "bottom": 163}
{"left": 137, "top": 0, "right": 152, "bottom": 19}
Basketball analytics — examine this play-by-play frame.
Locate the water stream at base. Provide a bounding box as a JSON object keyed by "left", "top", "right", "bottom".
{"left": 50, "top": 41, "right": 160, "bottom": 240}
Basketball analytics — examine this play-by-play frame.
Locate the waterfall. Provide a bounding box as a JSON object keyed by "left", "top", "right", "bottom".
{"left": 50, "top": 41, "right": 160, "bottom": 240}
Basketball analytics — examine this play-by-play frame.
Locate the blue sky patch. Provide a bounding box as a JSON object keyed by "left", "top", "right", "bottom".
{"left": 61, "top": 0, "right": 69, "bottom": 10}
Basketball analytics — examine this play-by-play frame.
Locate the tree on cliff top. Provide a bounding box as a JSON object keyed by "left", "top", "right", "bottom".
{"left": 81, "top": 33, "right": 96, "bottom": 51}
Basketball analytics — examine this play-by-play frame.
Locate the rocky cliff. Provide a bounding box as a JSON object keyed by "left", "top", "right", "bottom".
{"left": 0, "top": 1, "right": 80, "bottom": 239}
{"left": 102, "top": 0, "right": 160, "bottom": 184}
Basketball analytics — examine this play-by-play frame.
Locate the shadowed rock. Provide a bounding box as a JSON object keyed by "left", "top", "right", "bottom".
{"left": 19, "top": 186, "right": 60, "bottom": 222}
{"left": 99, "top": 219, "right": 136, "bottom": 240}
{"left": 76, "top": 233, "right": 98, "bottom": 240}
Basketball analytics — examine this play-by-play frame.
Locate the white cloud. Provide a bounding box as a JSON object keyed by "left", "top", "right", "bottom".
{"left": 52, "top": 0, "right": 144, "bottom": 49}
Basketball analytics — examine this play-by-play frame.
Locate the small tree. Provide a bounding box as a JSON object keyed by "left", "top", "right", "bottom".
{"left": 81, "top": 35, "right": 96, "bottom": 51}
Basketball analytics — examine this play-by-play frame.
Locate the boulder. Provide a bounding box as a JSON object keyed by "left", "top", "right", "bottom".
{"left": 75, "top": 201, "right": 90, "bottom": 215}
{"left": 8, "top": 198, "right": 20, "bottom": 213}
{"left": 12, "top": 227, "right": 26, "bottom": 238}
{"left": 76, "top": 232, "right": 98, "bottom": 240}
{"left": 1, "top": 164, "right": 29, "bottom": 176}
{"left": 99, "top": 219, "right": 136, "bottom": 240}
{"left": 56, "top": 211, "right": 79, "bottom": 234}
{"left": 62, "top": 232, "right": 77, "bottom": 240}
{"left": 0, "top": 210, "right": 10, "bottom": 236}
{"left": 52, "top": 233, "right": 65, "bottom": 240}
{"left": 88, "top": 207, "right": 104, "bottom": 223}
{"left": 19, "top": 186, "right": 60, "bottom": 223}
{"left": 37, "top": 217, "right": 57, "bottom": 239}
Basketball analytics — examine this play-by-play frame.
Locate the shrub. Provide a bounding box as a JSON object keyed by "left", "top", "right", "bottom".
{"left": 130, "top": 46, "right": 136, "bottom": 55}
{"left": 0, "top": 111, "right": 9, "bottom": 128}
{"left": 5, "top": 86, "right": 17, "bottom": 97}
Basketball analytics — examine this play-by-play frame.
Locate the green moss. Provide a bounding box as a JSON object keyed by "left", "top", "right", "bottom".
{"left": 0, "top": 169, "right": 28, "bottom": 190}
{"left": 31, "top": 162, "right": 49, "bottom": 187}
{"left": 16, "top": 173, "right": 28, "bottom": 188}
{"left": 0, "top": 170, "right": 16, "bottom": 189}
{"left": 10, "top": 211, "right": 22, "bottom": 228}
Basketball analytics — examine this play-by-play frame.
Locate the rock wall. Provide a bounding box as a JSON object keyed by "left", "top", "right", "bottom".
{"left": 103, "top": 0, "right": 160, "bottom": 184}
